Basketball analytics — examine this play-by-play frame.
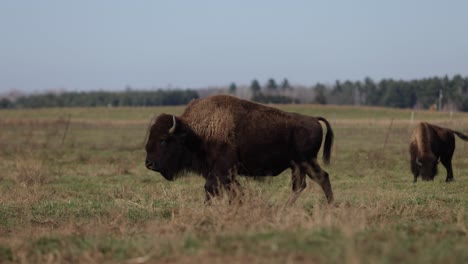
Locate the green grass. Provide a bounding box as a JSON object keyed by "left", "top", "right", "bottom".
{"left": 0, "top": 104, "right": 467, "bottom": 263}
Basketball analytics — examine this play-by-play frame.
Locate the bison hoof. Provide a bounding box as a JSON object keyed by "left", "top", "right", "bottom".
{"left": 446, "top": 178, "right": 454, "bottom": 182}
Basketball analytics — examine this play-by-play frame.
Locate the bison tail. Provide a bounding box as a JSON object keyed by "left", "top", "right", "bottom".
{"left": 453, "top": 130, "right": 468, "bottom": 141}
{"left": 317, "top": 117, "right": 334, "bottom": 165}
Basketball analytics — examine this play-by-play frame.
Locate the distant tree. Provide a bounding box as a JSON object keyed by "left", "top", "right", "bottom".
{"left": 0, "top": 98, "right": 13, "bottom": 109}
{"left": 313, "top": 83, "right": 327, "bottom": 104}
{"left": 266, "top": 78, "right": 278, "bottom": 93}
{"left": 333, "top": 80, "right": 342, "bottom": 93}
{"left": 252, "top": 94, "right": 299, "bottom": 104}
{"left": 379, "top": 80, "right": 414, "bottom": 108}
{"left": 330, "top": 80, "right": 354, "bottom": 105}
{"left": 451, "top": 74, "right": 466, "bottom": 94}
{"left": 363, "top": 77, "right": 378, "bottom": 105}
{"left": 280, "top": 78, "right": 291, "bottom": 91}
{"left": 228, "top": 82, "right": 237, "bottom": 94}
{"left": 460, "top": 96, "right": 468, "bottom": 111}
{"left": 353, "top": 81, "right": 363, "bottom": 105}
{"left": 250, "top": 79, "right": 261, "bottom": 96}
{"left": 450, "top": 74, "right": 468, "bottom": 109}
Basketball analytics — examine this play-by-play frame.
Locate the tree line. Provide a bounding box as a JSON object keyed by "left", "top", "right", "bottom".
{"left": 247, "top": 78, "right": 300, "bottom": 104}
{"left": 0, "top": 89, "right": 199, "bottom": 108}
{"left": 318, "top": 75, "right": 468, "bottom": 111}
{"left": 246, "top": 75, "right": 468, "bottom": 111}
{"left": 1, "top": 75, "right": 468, "bottom": 111}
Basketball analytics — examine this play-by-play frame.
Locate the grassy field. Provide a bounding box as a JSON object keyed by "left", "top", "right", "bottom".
{"left": 0, "top": 104, "right": 467, "bottom": 263}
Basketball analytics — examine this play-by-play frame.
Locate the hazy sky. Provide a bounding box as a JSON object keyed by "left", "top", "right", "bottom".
{"left": 1, "top": 1, "right": 467, "bottom": 92}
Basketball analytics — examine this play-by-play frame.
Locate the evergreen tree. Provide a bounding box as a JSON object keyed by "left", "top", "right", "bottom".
{"left": 228, "top": 82, "right": 237, "bottom": 94}
{"left": 280, "top": 78, "right": 291, "bottom": 91}
{"left": 314, "top": 84, "right": 327, "bottom": 104}
{"left": 250, "top": 79, "right": 261, "bottom": 96}
{"left": 266, "top": 78, "right": 278, "bottom": 93}
{"left": 0, "top": 98, "right": 13, "bottom": 109}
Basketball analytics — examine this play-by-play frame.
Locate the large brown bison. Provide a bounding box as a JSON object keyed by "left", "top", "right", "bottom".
{"left": 145, "top": 95, "right": 334, "bottom": 203}
{"left": 410, "top": 122, "right": 468, "bottom": 182}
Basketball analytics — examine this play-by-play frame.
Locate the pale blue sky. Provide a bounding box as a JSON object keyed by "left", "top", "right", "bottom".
{"left": 1, "top": 0, "right": 467, "bottom": 92}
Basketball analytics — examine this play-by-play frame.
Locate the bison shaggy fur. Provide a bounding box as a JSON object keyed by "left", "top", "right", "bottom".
{"left": 410, "top": 122, "right": 468, "bottom": 182}
{"left": 145, "top": 95, "right": 335, "bottom": 203}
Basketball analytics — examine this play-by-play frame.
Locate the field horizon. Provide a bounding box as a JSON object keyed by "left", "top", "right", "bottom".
{"left": 1, "top": 103, "right": 467, "bottom": 263}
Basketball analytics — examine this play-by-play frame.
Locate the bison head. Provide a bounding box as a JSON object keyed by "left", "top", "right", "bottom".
{"left": 145, "top": 114, "right": 196, "bottom": 181}
{"left": 416, "top": 155, "right": 438, "bottom": 181}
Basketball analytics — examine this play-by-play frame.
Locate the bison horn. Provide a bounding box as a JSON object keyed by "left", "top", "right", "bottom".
{"left": 416, "top": 158, "right": 422, "bottom": 166}
{"left": 169, "top": 115, "right": 176, "bottom": 134}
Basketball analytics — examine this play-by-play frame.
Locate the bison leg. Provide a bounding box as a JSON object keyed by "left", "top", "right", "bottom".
{"left": 224, "top": 168, "right": 244, "bottom": 203}
{"left": 291, "top": 161, "right": 307, "bottom": 193}
{"left": 204, "top": 167, "right": 242, "bottom": 204}
{"left": 410, "top": 159, "right": 420, "bottom": 183}
{"left": 409, "top": 142, "right": 420, "bottom": 183}
{"left": 302, "top": 159, "right": 334, "bottom": 203}
{"left": 204, "top": 177, "right": 221, "bottom": 203}
{"left": 440, "top": 157, "right": 454, "bottom": 182}
{"left": 287, "top": 161, "right": 307, "bottom": 206}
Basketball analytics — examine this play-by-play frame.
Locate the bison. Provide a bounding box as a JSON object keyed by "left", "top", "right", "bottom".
{"left": 410, "top": 122, "right": 468, "bottom": 182}
{"left": 145, "top": 95, "right": 334, "bottom": 203}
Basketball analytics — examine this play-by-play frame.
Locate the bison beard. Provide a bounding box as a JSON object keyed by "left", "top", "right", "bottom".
{"left": 410, "top": 122, "right": 468, "bottom": 182}
{"left": 145, "top": 95, "right": 335, "bottom": 204}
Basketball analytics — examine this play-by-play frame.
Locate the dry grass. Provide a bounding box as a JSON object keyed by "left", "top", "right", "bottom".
{"left": 12, "top": 152, "right": 54, "bottom": 187}
{"left": 0, "top": 106, "right": 467, "bottom": 263}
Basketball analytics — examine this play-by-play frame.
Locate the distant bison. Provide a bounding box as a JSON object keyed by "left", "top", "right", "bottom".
{"left": 145, "top": 95, "right": 334, "bottom": 203}
{"left": 410, "top": 122, "right": 468, "bottom": 182}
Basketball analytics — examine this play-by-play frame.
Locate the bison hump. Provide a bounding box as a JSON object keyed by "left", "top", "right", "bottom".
{"left": 182, "top": 101, "right": 236, "bottom": 144}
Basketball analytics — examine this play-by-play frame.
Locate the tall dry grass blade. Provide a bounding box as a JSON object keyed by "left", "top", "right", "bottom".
{"left": 61, "top": 114, "right": 71, "bottom": 145}
{"left": 382, "top": 118, "right": 394, "bottom": 150}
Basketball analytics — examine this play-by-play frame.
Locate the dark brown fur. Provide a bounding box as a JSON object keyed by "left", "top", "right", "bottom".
{"left": 410, "top": 122, "right": 468, "bottom": 182}
{"left": 145, "top": 95, "right": 335, "bottom": 203}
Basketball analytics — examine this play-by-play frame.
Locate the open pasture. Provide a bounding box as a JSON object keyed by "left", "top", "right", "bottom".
{"left": 0, "top": 104, "right": 467, "bottom": 263}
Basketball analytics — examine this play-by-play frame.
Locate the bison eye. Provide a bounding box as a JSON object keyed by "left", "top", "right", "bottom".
{"left": 160, "top": 139, "right": 167, "bottom": 145}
